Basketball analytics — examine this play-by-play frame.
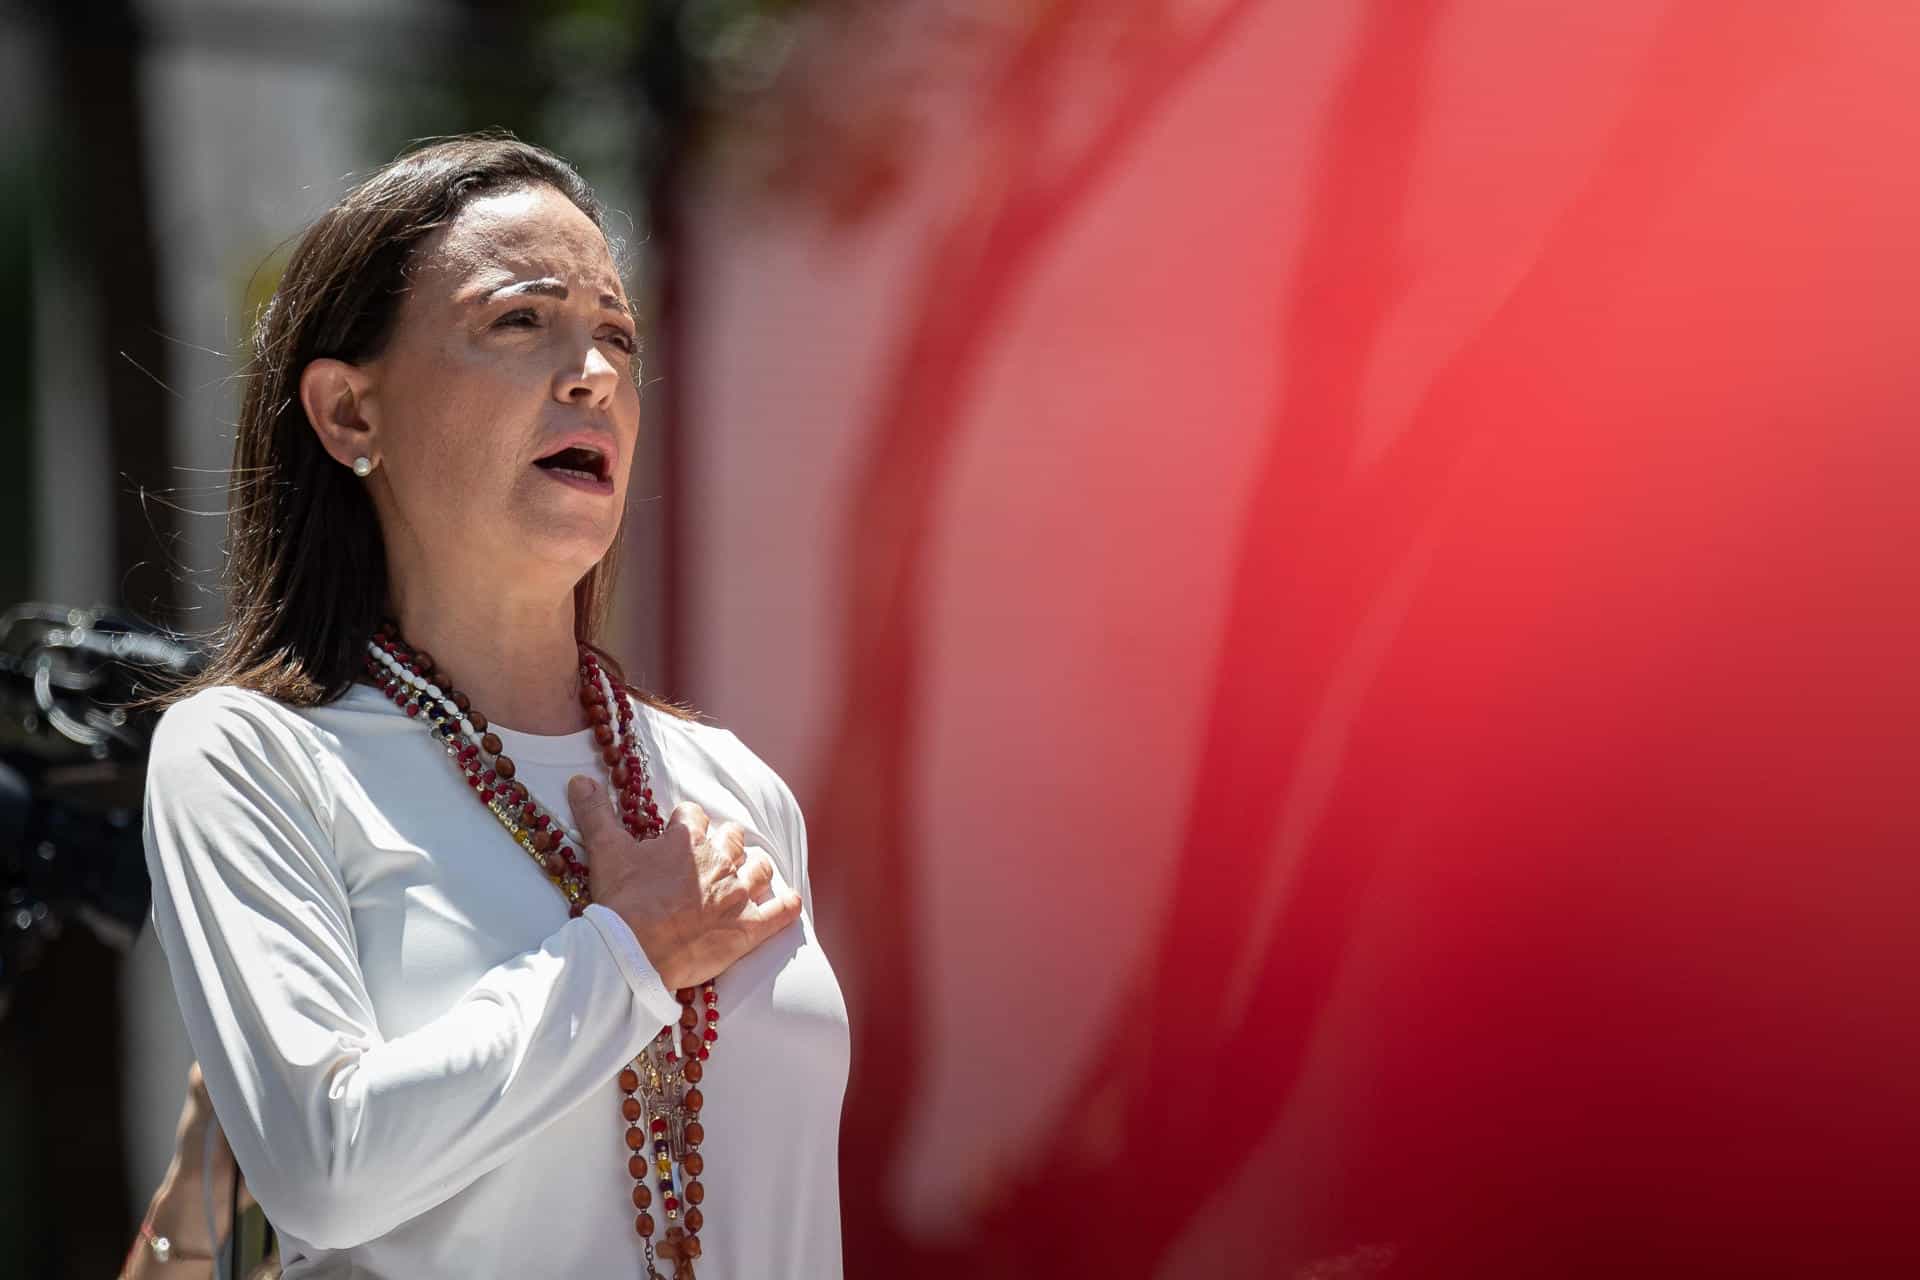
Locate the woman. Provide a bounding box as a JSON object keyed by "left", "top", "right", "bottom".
{"left": 141, "top": 134, "right": 849, "bottom": 1278}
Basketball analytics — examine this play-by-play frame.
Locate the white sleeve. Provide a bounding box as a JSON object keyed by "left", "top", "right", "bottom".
{"left": 142, "top": 688, "right": 684, "bottom": 1250}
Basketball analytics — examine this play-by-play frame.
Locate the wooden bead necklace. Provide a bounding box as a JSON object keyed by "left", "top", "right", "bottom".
{"left": 362, "top": 622, "right": 719, "bottom": 1278}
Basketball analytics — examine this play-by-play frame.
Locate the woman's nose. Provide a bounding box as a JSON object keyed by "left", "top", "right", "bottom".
{"left": 555, "top": 345, "right": 619, "bottom": 406}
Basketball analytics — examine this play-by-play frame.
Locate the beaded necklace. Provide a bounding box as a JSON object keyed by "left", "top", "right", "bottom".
{"left": 363, "top": 622, "right": 718, "bottom": 1278}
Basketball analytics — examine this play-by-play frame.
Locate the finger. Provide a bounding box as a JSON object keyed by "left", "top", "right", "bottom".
{"left": 711, "top": 853, "right": 771, "bottom": 911}
{"left": 737, "top": 889, "right": 803, "bottom": 937}
{"left": 709, "top": 822, "right": 748, "bottom": 866}
{"left": 734, "top": 852, "right": 775, "bottom": 896}
{"left": 566, "top": 776, "right": 625, "bottom": 851}
{"left": 668, "top": 801, "right": 710, "bottom": 846}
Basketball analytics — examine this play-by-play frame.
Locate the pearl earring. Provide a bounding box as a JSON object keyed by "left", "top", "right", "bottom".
{"left": 352, "top": 456, "right": 374, "bottom": 477}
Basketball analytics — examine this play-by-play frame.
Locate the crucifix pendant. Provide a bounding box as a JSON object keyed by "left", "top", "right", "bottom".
{"left": 657, "top": 1226, "right": 697, "bottom": 1277}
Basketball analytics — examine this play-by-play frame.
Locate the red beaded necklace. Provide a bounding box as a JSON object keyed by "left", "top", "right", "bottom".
{"left": 363, "top": 623, "right": 717, "bottom": 1278}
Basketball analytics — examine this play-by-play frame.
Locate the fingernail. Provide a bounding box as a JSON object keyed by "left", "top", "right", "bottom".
{"left": 569, "top": 775, "right": 596, "bottom": 798}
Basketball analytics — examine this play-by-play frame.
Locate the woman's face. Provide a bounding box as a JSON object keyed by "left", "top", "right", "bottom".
{"left": 357, "top": 183, "right": 640, "bottom": 601}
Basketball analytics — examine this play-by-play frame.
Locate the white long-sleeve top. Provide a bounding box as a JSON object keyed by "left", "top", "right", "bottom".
{"left": 143, "top": 681, "right": 849, "bottom": 1278}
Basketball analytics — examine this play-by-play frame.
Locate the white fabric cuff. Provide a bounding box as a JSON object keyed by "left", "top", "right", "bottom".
{"left": 581, "top": 904, "right": 683, "bottom": 1032}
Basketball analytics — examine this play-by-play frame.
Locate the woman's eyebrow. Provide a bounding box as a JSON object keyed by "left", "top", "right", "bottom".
{"left": 478, "top": 277, "right": 631, "bottom": 315}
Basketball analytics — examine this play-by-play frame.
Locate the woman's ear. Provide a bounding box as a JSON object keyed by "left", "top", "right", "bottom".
{"left": 299, "top": 358, "right": 380, "bottom": 473}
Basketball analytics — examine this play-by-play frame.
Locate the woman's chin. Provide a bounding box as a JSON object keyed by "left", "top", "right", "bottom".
{"left": 508, "top": 517, "right": 619, "bottom": 580}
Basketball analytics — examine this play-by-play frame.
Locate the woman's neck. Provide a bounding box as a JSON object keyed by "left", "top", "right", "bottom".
{"left": 384, "top": 574, "right": 590, "bottom": 735}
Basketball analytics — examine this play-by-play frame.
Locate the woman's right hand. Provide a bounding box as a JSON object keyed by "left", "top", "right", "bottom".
{"left": 568, "top": 778, "right": 802, "bottom": 991}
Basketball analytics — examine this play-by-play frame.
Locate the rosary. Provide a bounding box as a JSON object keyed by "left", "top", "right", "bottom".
{"left": 365, "top": 624, "right": 717, "bottom": 1277}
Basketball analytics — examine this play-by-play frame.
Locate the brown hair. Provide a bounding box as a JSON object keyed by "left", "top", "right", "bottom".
{"left": 148, "top": 132, "right": 686, "bottom": 717}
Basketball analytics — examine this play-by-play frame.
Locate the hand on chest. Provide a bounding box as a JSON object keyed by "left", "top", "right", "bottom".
{"left": 341, "top": 747, "right": 801, "bottom": 1030}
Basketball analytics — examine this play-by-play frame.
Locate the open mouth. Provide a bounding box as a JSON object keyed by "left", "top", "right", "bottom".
{"left": 532, "top": 443, "right": 612, "bottom": 486}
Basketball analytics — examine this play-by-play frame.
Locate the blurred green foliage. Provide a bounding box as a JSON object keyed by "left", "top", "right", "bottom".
{"left": 365, "top": 0, "right": 816, "bottom": 244}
